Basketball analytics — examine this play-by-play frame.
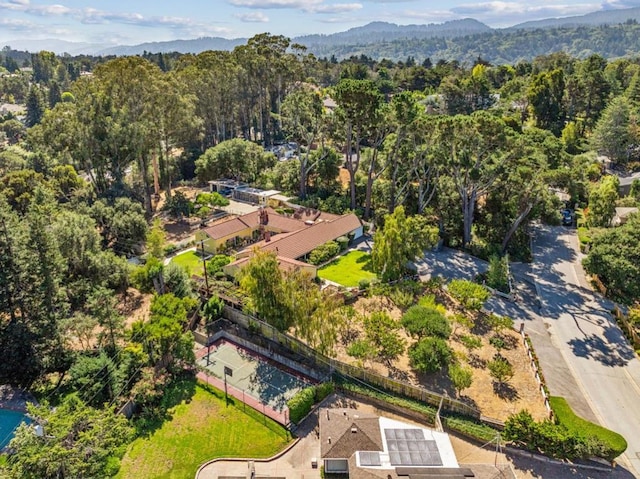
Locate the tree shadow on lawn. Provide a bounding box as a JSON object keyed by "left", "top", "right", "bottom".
{"left": 355, "top": 253, "right": 374, "bottom": 273}
{"left": 134, "top": 373, "right": 197, "bottom": 438}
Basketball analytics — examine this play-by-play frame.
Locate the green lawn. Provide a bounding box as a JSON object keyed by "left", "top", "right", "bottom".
{"left": 170, "top": 250, "right": 203, "bottom": 276}
{"left": 116, "top": 381, "right": 290, "bottom": 479}
{"left": 318, "top": 250, "right": 377, "bottom": 287}
{"left": 549, "top": 396, "right": 627, "bottom": 460}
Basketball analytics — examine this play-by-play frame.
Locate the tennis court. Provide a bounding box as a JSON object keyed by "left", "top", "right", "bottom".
{"left": 197, "top": 340, "right": 313, "bottom": 414}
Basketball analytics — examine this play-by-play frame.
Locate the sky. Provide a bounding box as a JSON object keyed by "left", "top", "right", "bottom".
{"left": 1, "top": 0, "right": 639, "bottom": 45}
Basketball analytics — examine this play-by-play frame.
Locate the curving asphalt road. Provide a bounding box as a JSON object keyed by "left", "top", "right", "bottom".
{"left": 416, "top": 227, "right": 640, "bottom": 477}
{"left": 529, "top": 225, "right": 640, "bottom": 477}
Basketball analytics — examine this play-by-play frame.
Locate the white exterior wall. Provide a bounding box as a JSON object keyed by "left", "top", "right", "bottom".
{"left": 324, "top": 459, "right": 349, "bottom": 473}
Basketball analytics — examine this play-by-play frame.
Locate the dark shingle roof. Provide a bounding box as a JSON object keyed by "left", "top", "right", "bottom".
{"left": 320, "top": 409, "right": 383, "bottom": 460}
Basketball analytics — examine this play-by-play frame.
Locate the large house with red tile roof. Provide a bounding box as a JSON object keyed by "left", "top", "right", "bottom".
{"left": 195, "top": 206, "right": 364, "bottom": 277}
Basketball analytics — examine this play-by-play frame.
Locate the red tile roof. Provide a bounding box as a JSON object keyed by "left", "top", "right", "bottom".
{"left": 247, "top": 214, "right": 362, "bottom": 260}
{"left": 201, "top": 207, "right": 306, "bottom": 240}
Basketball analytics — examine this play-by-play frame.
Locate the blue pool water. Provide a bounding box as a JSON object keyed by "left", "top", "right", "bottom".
{"left": 0, "top": 409, "right": 30, "bottom": 449}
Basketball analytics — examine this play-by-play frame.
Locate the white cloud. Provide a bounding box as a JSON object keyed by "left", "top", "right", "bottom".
{"left": 0, "top": 17, "right": 34, "bottom": 28}
{"left": 307, "top": 3, "right": 362, "bottom": 13}
{"left": 236, "top": 11, "right": 270, "bottom": 21}
{"left": 400, "top": 1, "right": 611, "bottom": 27}
{"left": 229, "top": 0, "right": 323, "bottom": 8}
{"left": 316, "top": 15, "right": 362, "bottom": 22}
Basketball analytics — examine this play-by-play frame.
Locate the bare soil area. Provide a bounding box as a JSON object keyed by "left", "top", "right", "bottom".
{"left": 333, "top": 295, "right": 549, "bottom": 422}
{"left": 154, "top": 186, "right": 208, "bottom": 243}
{"left": 118, "top": 288, "right": 153, "bottom": 327}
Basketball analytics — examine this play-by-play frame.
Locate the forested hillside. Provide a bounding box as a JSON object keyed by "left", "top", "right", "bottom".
{"left": 1, "top": 30, "right": 640, "bottom": 477}
{"left": 310, "top": 21, "right": 640, "bottom": 63}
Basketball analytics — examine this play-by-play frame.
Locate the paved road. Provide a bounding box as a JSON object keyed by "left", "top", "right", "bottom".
{"left": 415, "top": 248, "right": 599, "bottom": 424}
{"left": 530, "top": 225, "right": 640, "bottom": 477}
{"left": 417, "top": 233, "right": 640, "bottom": 477}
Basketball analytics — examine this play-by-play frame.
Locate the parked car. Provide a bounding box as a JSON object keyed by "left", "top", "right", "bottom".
{"left": 561, "top": 209, "right": 573, "bottom": 226}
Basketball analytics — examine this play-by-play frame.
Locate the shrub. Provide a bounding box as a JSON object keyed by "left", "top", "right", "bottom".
{"left": 347, "top": 340, "right": 375, "bottom": 361}
{"left": 314, "top": 382, "right": 335, "bottom": 402}
{"left": 202, "top": 295, "right": 224, "bottom": 322}
{"left": 336, "top": 236, "right": 349, "bottom": 251}
{"left": 308, "top": 241, "right": 341, "bottom": 265}
{"left": 288, "top": 383, "right": 335, "bottom": 424}
{"left": 459, "top": 334, "right": 482, "bottom": 351}
{"left": 363, "top": 312, "right": 405, "bottom": 364}
{"left": 447, "top": 279, "right": 490, "bottom": 311}
{"left": 489, "top": 335, "right": 506, "bottom": 350}
{"left": 488, "top": 355, "right": 513, "bottom": 384}
{"left": 487, "top": 314, "right": 514, "bottom": 335}
{"left": 417, "top": 294, "right": 446, "bottom": 313}
{"left": 486, "top": 254, "right": 509, "bottom": 293}
{"left": 358, "top": 278, "right": 371, "bottom": 291}
{"left": 401, "top": 305, "right": 451, "bottom": 339}
{"left": 577, "top": 227, "right": 592, "bottom": 245}
{"left": 449, "top": 364, "right": 473, "bottom": 396}
{"left": 163, "top": 244, "right": 178, "bottom": 256}
{"left": 389, "top": 288, "right": 415, "bottom": 311}
{"left": 504, "top": 409, "right": 625, "bottom": 461}
{"left": 206, "top": 254, "right": 231, "bottom": 277}
{"left": 408, "top": 337, "right": 452, "bottom": 373}
{"left": 287, "top": 386, "right": 316, "bottom": 424}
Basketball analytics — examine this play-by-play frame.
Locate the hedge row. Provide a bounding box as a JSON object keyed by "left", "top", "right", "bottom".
{"left": 308, "top": 241, "right": 340, "bottom": 265}
{"left": 287, "top": 382, "right": 335, "bottom": 424}
{"left": 333, "top": 375, "right": 499, "bottom": 442}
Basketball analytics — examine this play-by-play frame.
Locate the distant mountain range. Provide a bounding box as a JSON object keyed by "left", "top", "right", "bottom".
{"left": 4, "top": 6, "right": 640, "bottom": 60}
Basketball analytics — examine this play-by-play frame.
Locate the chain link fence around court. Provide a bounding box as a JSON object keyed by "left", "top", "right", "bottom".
{"left": 194, "top": 340, "right": 313, "bottom": 427}
{"left": 196, "top": 371, "right": 289, "bottom": 426}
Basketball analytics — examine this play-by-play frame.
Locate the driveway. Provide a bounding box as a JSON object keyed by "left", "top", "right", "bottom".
{"left": 529, "top": 225, "right": 640, "bottom": 476}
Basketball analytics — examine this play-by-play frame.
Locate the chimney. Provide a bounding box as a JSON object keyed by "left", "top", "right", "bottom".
{"left": 265, "top": 231, "right": 271, "bottom": 242}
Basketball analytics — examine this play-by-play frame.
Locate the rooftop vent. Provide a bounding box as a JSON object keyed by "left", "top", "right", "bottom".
{"left": 351, "top": 428, "right": 358, "bottom": 434}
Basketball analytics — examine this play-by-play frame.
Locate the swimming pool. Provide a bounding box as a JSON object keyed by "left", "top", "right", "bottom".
{"left": 0, "top": 409, "right": 30, "bottom": 449}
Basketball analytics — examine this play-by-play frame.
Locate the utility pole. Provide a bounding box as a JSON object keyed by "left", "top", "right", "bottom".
{"left": 200, "top": 240, "right": 209, "bottom": 294}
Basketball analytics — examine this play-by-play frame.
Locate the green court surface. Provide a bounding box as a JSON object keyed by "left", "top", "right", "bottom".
{"left": 197, "top": 342, "right": 311, "bottom": 411}
{"left": 0, "top": 409, "right": 29, "bottom": 449}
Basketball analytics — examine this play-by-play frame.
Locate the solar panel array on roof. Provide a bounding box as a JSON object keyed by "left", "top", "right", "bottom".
{"left": 359, "top": 451, "right": 382, "bottom": 467}
{"left": 384, "top": 429, "right": 443, "bottom": 467}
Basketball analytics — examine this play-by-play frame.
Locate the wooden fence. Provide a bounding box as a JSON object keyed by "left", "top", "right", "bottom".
{"left": 612, "top": 304, "right": 640, "bottom": 349}
{"left": 520, "top": 327, "right": 553, "bottom": 419}
{"left": 221, "top": 305, "right": 482, "bottom": 419}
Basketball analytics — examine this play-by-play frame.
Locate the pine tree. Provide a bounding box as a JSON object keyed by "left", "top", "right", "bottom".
{"left": 25, "top": 87, "right": 45, "bottom": 127}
